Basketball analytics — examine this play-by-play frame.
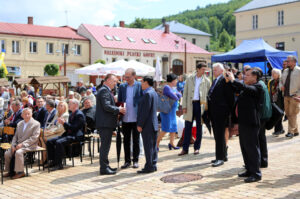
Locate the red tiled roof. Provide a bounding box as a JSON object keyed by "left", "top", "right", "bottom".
{"left": 80, "top": 24, "right": 211, "bottom": 54}
{"left": 0, "top": 22, "right": 88, "bottom": 40}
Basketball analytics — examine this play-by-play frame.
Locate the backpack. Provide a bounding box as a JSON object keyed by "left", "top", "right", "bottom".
{"left": 259, "top": 80, "right": 272, "bottom": 120}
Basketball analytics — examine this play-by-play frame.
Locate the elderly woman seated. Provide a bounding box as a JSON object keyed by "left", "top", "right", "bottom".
{"left": 40, "top": 101, "right": 69, "bottom": 162}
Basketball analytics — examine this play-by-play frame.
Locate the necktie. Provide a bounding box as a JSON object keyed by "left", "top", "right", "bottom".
{"left": 209, "top": 79, "right": 218, "bottom": 95}
{"left": 284, "top": 69, "right": 292, "bottom": 97}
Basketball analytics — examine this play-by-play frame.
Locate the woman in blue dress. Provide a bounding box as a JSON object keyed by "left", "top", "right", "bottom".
{"left": 157, "top": 74, "right": 182, "bottom": 150}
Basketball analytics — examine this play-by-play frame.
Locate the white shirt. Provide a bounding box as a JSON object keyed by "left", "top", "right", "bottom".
{"left": 23, "top": 121, "right": 29, "bottom": 132}
{"left": 193, "top": 76, "right": 203, "bottom": 100}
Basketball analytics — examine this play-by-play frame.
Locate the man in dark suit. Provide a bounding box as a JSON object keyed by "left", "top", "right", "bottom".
{"left": 96, "top": 74, "right": 126, "bottom": 175}
{"left": 208, "top": 63, "right": 234, "bottom": 167}
{"left": 118, "top": 68, "right": 143, "bottom": 169}
{"left": 43, "top": 99, "right": 57, "bottom": 129}
{"left": 47, "top": 99, "right": 85, "bottom": 171}
{"left": 137, "top": 76, "right": 158, "bottom": 174}
{"left": 4, "top": 100, "right": 23, "bottom": 128}
{"left": 82, "top": 98, "right": 96, "bottom": 132}
{"left": 33, "top": 97, "right": 47, "bottom": 127}
{"left": 226, "top": 68, "right": 264, "bottom": 183}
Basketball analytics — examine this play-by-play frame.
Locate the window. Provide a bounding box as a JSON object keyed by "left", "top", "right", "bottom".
{"left": 1, "top": 40, "right": 5, "bottom": 52}
{"left": 29, "top": 41, "right": 37, "bottom": 53}
{"left": 276, "top": 42, "right": 285, "bottom": 50}
{"left": 46, "top": 43, "right": 53, "bottom": 54}
{"left": 142, "top": 38, "right": 150, "bottom": 43}
{"left": 12, "top": 41, "right": 20, "bottom": 53}
{"left": 124, "top": 58, "right": 128, "bottom": 61}
{"left": 149, "top": 39, "right": 157, "bottom": 44}
{"left": 112, "top": 58, "right": 117, "bottom": 62}
{"left": 74, "top": 44, "right": 81, "bottom": 55}
{"left": 105, "top": 35, "right": 113, "bottom": 41}
{"left": 62, "top": 44, "right": 69, "bottom": 54}
{"left": 252, "top": 15, "right": 258, "bottom": 30}
{"left": 113, "top": 36, "right": 121, "bottom": 41}
{"left": 192, "top": 38, "right": 196, "bottom": 44}
{"left": 127, "top": 37, "right": 135, "bottom": 42}
{"left": 278, "top": 10, "right": 284, "bottom": 26}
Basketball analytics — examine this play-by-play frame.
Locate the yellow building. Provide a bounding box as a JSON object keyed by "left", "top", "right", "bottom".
{"left": 0, "top": 17, "right": 90, "bottom": 86}
{"left": 235, "top": 0, "right": 300, "bottom": 56}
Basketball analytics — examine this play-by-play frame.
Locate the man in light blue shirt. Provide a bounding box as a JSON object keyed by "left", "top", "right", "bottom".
{"left": 118, "top": 68, "right": 143, "bottom": 169}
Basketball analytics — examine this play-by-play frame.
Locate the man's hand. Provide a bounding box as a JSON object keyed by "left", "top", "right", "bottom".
{"left": 119, "top": 107, "right": 126, "bottom": 115}
{"left": 137, "top": 126, "right": 142, "bottom": 133}
{"left": 182, "top": 108, "right": 187, "bottom": 114}
{"left": 11, "top": 146, "right": 16, "bottom": 154}
{"left": 57, "top": 117, "right": 65, "bottom": 125}
{"left": 294, "top": 96, "right": 300, "bottom": 103}
{"left": 15, "top": 143, "right": 23, "bottom": 150}
{"left": 225, "top": 71, "right": 235, "bottom": 82}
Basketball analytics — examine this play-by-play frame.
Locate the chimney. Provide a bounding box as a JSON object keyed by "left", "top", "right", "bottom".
{"left": 164, "top": 24, "right": 170, "bottom": 34}
{"left": 162, "top": 18, "right": 166, "bottom": 26}
{"left": 119, "top": 21, "right": 125, "bottom": 28}
{"left": 28, "top": 16, "right": 33, "bottom": 25}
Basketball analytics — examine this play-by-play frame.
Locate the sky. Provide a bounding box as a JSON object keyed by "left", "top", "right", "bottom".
{"left": 0, "top": 0, "right": 230, "bottom": 28}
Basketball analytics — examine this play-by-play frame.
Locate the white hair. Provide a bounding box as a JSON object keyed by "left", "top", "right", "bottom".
{"left": 272, "top": 68, "right": 282, "bottom": 78}
{"left": 213, "top": 63, "right": 224, "bottom": 71}
{"left": 69, "top": 99, "right": 79, "bottom": 107}
{"left": 22, "top": 108, "right": 32, "bottom": 114}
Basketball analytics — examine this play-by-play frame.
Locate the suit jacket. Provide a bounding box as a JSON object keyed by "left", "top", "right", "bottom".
{"left": 62, "top": 109, "right": 85, "bottom": 139}
{"left": 231, "top": 80, "right": 263, "bottom": 127}
{"left": 82, "top": 106, "right": 96, "bottom": 130}
{"left": 12, "top": 118, "right": 40, "bottom": 149}
{"left": 9, "top": 109, "right": 23, "bottom": 128}
{"left": 182, "top": 73, "right": 211, "bottom": 122}
{"left": 137, "top": 87, "right": 158, "bottom": 131}
{"left": 96, "top": 85, "right": 119, "bottom": 129}
{"left": 279, "top": 66, "right": 300, "bottom": 96}
{"left": 33, "top": 106, "right": 47, "bottom": 127}
{"left": 43, "top": 108, "right": 57, "bottom": 128}
{"left": 118, "top": 81, "right": 143, "bottom": 113}
{"left": 208, "top": 76, "right": 234, "bottom": 120}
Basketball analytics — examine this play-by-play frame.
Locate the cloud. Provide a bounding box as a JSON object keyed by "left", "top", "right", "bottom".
{"left": 143, "top": 0, "right": 162, "bottom": 2}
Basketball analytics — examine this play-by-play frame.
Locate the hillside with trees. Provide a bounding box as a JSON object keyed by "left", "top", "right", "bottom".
{"left": 128, "top": 0, "right": 251, "bottom": 52}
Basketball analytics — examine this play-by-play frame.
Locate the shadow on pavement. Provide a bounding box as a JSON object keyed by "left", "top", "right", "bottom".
{"left": 256, "top": 174, "right": 300, "bottom": 189}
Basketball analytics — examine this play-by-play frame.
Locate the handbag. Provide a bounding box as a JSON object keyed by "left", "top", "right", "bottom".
{"left": 157, "top": 93, "right": 175, "bottom": 114}
{"left": 265, "top": 103, "right": 284, "bottom": 130}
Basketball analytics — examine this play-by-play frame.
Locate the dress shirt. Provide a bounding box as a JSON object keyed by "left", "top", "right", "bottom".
{"left": 193, "top": 76, "right": 203, "bottom": 100}
{"left": 123, "top": 84, "right": 137, "bottom": 123}
{"left": 23, "top": 121, "right": 29, "bottom": 132}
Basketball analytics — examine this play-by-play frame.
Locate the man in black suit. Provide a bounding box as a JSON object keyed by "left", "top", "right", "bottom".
{"left": 96, "top": 74, "right": 126, "bottom": 175}
{"left": 208, "top": 63, "right": 234, "bottom": 167}
{"left": 4, "top": 100, "right": 23, "bottom": 128}
{"left": 226, "top": 68, "right": 264, "bottom": 183}
{"left": 47, "top": 99, "right": 85, "bottom": 171}
{"left": 82, "top": 98, "right": 96, "bottom": 132}
{"left": 33, "top": 97, "right": 47, "bottom": 127}
{"left": 137, "top": 76, "right": 158, "bottom": 174}
{"left": 43, "top": 99, "right": 57, "bottom": 129}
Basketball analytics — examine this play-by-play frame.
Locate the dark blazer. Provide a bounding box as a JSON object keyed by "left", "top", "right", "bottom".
{"left": 33, "top": 106, "right": 47, "bottom": 127}
{"left": 118, "top": 81, "right": 143, "bottom": 112}
{"left": 62, "top": 109, "right": 85, "bottom": 138}
{"left": 43, "top": 109, "right": 57, "bottom": 128}
{"left": 82, "top": 106, "right": 96, "bottom": 130}
{"left": 137, "top": 87, "right": 158, "bottom": 131}
{"left": 208, "top": 76, "right": 234, "bottom": 119}
{"left": 231, "top": 80, "right": 263, "bottom": 127}
{"left": 96, "top": 85, "right": 119, "bottom": 129}
{"left": 9, "top": 109, "right": 23, "bottom": 128}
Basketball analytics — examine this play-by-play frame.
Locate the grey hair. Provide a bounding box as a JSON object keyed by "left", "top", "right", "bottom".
{"left": 125, "top": 68, "right": 136, "bottom": 76}
{"left": 22, "top": 107, "right": 32, "bottom": 114}
{"left": 287, "top": 55, "right": 298, "bottom": 63}
{"left": 272, "top": 68, "right": 282, "bottom": 78}
{"left": 69, "top": 98, "right": 80, "bottom": 107}
{"left": 212, "top": 63, "right": 224, "bottom": 71}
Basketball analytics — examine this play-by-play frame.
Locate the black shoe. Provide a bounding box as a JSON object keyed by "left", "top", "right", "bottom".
{"left": 285, "top": 132, "right": 294, "bottom": 138}
{"left": 260, "top": 162, "right": 268, "bottom": 168}
{"left": 244, "top": 175, "right": 261, "bottom": 183}
{"left": 108, "top": 166, "right": 117, "bottom": 171}
{"left": 294, "top": 132, "right": 299, "bottom": 136}
{"left": 212, "top": 160, "right": 224, "bottom": 167}
{"left": 137, "top": 168, "right": 154, "bottom": 174}
{"left": 121, "top": 162, "right": 131, "bottom": 169}
{"left": 238, "top": 171, "right": 251, "bottom": 177}
{"left": 273, "top": 130, "right": 285, "bottom": 136}
{"left": 132, "top": 162, "right": 139, "bottom": 169}
{"left": 211, "top": 159, "right": 217, "bottom": 163}
{"left": 100, "top": 168, "right": 116, "bottom": 175}
{"left": 50, "top": 164, "right": 63, "bottom": 171}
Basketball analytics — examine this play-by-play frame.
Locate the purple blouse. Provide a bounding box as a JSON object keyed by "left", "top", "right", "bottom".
{"left": 163, "top": 85, "right": 182, "bottom": 101}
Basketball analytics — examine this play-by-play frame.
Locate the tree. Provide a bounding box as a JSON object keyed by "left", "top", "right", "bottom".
{"left": 198, "top": 18, "right": 210, "bottom": 34}
{"left": 129, "top": 18, "right": 148, "bottom": 28}
{"left": 219, "top": 29, "right": 231, "bottom": 50}
{"left": 44, "top": 64, "right": 59, "bottom": 76}
{"left": 0, "top": 67, "right": 6, "bottom": 78}
{"left": 94, "top": 59, "right": 106, "bottom": 64}
{"left": 208, "top": 16, "right": 222, "bottom": 40}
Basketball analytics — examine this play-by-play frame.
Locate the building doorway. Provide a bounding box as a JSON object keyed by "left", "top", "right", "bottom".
{"left": 172, "top": 59, "right": 183, "bottom": 75}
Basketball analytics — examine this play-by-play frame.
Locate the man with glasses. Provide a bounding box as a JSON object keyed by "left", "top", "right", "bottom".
{"left": 118, "top": 68, "right": 143, "bottom": 169}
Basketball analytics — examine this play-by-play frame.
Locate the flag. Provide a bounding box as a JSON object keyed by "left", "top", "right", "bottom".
{"left": 0, "top": 52, "right": 8, "bottom": 75}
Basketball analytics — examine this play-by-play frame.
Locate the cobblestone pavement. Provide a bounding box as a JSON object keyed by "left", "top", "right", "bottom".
{"left": 0, "top": 119, "right": 299, "bottom": 199}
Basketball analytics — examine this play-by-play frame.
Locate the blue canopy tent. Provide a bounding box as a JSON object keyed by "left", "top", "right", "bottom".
{"left": 211, "top": 38, "right": 298, "bottom": 72}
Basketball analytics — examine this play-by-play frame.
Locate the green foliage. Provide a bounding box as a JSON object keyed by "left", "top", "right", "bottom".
{"left": 219, "top": 29, "right": 231, "bottom": 48}
{"left": 94, "top": 59, "right": 106, "bottom": 64}
{"left": 44, "top": 64, "right": 59, "bottom": 76}
{"left": 0, "top": 67, "right": 6, "bottom": 78}
{"left": 128, "top": 0, "right": 251, "bottom": 52}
